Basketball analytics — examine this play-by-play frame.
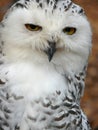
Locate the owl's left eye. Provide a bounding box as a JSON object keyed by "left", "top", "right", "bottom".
{"left": 25, "top": 24, "right": 42, "bottom": 31}
{"left": 63, "top": 27, "right": 76, "bottom": 35}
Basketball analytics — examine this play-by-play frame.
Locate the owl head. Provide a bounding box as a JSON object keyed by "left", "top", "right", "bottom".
{"left": 1, "top": 0, "right": 92, "bottom": 73}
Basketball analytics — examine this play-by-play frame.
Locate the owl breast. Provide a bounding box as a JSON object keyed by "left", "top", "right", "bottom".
{"left": 0, "top": 62, "right": 90, "bottom": 130}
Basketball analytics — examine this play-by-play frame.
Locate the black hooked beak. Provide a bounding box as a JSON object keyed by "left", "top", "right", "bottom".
{"left": 45, "top": 41, "right": 56, "bottom": 62}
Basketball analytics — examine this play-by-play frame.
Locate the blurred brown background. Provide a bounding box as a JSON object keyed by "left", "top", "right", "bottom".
{"left": 0, "top": 0, "right": 98, "bottom": 129}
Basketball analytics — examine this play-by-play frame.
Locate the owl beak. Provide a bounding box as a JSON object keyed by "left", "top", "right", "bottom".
{"left": 45, "top": 41, "right": 56, "bottom": 62}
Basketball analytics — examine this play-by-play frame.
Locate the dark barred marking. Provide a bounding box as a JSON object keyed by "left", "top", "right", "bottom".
{"left": 6, "top": 93, "right": 10, "bottom": 100}
{"left": 78, "top": 82, "right": 83, "bottom": 94}
{"left": 56, "top": 90, "right": 61, "bottom": 95}
{"left": 39, "top": 117, "right": 46, "bottom": 121}
{"left": 3, "top": 121, "right": 9, "bottom": 127}
{"left": 0, "top": 117, "right": 9, "bottom": 127}
{"left": 75, "top": 75, "right": 81, "bottom": 80}
{"left": 25, "top": 0, "right": 30, "bottom": 2}
{"left": 72, "top": 119, "right": 77, "bottom": 125}
{"left": 55, "top": 0, "right": 59, "bottom": 3}
{"left": 79, "top": 72, "right": 84, "bottom": 76}
{"left": 15, "top": 124, "right": 20, "bottom": 130}
{"left": 47, "top": 0, "right": 50, "bottom": 4}
{"left": 66, "top": 96, "right": 73, "bottom": 102}
{"left": 4, "top": 113, "right": 10, "bottom": 119}
{"left": 54, "top": 0, "right": 59, "bottom": 8}
{"left": 65, "top": 1, "right": 72, "bottom": 11}
{"left": 2, "top": 53, "right": 5, "bottom": 56}
{"left": 39, "top": 3, "right": 43, "bottom": 8}
{"left": 53, "top": 4, "right": 57, "bottom": 10}
{"left": 83, "top": 65, "right": 87, "bottom": 71}
{"left": 25, "top": 1, "right": 28, "bottom": 5}
{"left": 42, "top": 101, "right": 51, "bottom": 108}
{"left": 51, "top": 104, "right": 59, "bottom": 110}
{"left": 66, "top": 123, "right": 70, "bottom": 129}
{"left": 55, "top": 122, "right": 66, "bottom": 129}
{"left": 0, "top": 116, "right": 3, "bottom": 120}
{"left": 82, "top": 78, "right": 85, "bottom": 81}
{"left": 0, "top": 127, "right": 4, "bottom": 130}
{"left": 0, "top": 49, "right": 2, "bottom": 54}
{"left": 15, "top": 3, "right": 27, "bottom": 8}
{"left": 54, "top": 112, "right": 66, "bottom": 121}
{"left": 71, "top": 91, "right": 76, "bottom": 99}
{"left": 78, "top": 117, "right": 82, "bottom": 124}
{"left": 72, "top": 5, "right": 77, "bottom": 9}
{"left": 69, "top": 110, "right": 76, "bottom": 115}
{"left": 0, "top": 79, "right": 5, "bottom": 85}
{"left": 65, "top": 75, "right": 73, "bottom": 84}
{"left": 0, "top": 99, "right": 2, "bottom": 103}
{"left": 4, "top": 107, "right": 12, "bottom": 113}
{"left": 44, "top": 111, "right": 52, "bottom": 115}
{"left": 63, "top": 102, "right": 72, "bottom": 108}
{"left": 36, "top": 0, "right": 39, "bottom": 3}
{"left": 50, "top": 1, "right": 53, "bottom": 5}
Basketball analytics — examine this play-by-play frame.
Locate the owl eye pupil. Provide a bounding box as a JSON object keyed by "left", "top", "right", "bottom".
{"left": 30, "top": 24, "right": 37, "bottom": 29}
{"left": 65, "top": 27, "right": 71, "bottom": 32}
{"left": 63, "top": 27, "right": 76, "bottom": 35}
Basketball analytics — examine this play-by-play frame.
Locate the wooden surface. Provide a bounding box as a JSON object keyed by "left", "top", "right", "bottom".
{"left": 0, "top": 0, "right": 98, "bottom": 129}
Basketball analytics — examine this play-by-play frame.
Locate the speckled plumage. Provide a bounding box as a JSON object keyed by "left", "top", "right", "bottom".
{"left": 0, "top": 0, "right": 92, "bottom": 130}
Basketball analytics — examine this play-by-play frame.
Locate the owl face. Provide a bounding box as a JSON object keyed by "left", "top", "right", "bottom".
{"left": 1, "top": 0, "right": 92, "bottom": 72}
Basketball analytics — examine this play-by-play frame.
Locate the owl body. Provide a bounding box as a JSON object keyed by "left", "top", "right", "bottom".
{"left": 0, "top": 0, "right": 92, "bottom": 129}
{"left": 0, "top": 62, "right": 90, "bottom": 130}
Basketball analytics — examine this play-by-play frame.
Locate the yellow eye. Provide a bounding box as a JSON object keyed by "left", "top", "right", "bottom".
{"left": 25, "top": 24, "right": 42, "bottom": 31}
{"left": 63, "top": 27, "right": 76, "bottom": 35}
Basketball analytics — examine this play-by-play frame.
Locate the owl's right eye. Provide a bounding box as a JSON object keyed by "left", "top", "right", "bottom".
{"left": 63, "top": 27, "right": 76, "bottom": 35}
{"left": 25, "top": 24, "right": 42, "bottom": 31}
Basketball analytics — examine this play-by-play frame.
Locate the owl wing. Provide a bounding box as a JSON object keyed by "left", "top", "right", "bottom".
{"left": 0, "top": 22, "right": 9, "bottom": 129}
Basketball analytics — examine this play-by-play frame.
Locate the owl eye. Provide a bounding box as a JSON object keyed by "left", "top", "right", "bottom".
{"left": 63, "top": 27, "right": 76, "bottom": 35}
{"left": 25, "top": 24, "right": 42, "bottom": 31}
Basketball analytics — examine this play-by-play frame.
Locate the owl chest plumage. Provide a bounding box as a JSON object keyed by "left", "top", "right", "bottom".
{"left": 0, "top": 62, "right": 91, "bottom": 130}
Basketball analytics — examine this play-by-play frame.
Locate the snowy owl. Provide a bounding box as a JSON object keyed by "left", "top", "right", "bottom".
{"left": 0, "top": 0, "right": 92, "bottom": 130}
